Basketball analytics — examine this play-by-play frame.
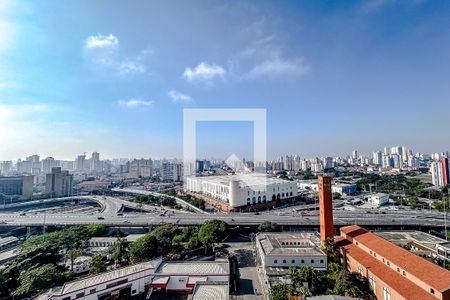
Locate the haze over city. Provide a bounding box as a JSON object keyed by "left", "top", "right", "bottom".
{"left": 1, "top": 0, "right": 450, "bottom": 160}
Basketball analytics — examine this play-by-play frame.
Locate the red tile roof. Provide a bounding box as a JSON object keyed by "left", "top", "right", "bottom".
{"left": 340, "top": 225, "right": 450, "bottom": 292}
{"left": 341, "top": 241, "right": 437, "bottom": 300}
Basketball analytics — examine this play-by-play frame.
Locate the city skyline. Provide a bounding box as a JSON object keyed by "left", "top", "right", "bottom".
{"left": 1, "top": 0, "right": 450, "bottom": 160}
{"left": 1, "top": 144, "right": 448, "bottom": 163}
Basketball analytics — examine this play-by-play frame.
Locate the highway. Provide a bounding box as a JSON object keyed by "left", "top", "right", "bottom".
{"left": 112, "top": 188, "right": 208, "bottom": 214}
{"left": 0, "top": 209, "right": 447, "bottom": 228}
{"left": 0, "top": 195, "right": 193, "bottom": 216}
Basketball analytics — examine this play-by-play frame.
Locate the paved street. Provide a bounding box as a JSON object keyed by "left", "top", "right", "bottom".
{"left": 227, "top": 237, "right": 265, "bottom": 300}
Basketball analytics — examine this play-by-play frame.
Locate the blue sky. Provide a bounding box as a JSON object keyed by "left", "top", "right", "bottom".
{"left": 0, "top": 0, "right": 449, "bottom": 160}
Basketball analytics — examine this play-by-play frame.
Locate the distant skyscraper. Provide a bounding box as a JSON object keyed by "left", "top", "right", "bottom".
{"left": 352, "top": 150, "right": 358, "bottom": 160}
{"left": 42, "top": 157, "right": 58, "bottom": 174}
{"left": 440, "top": 158, "right": 449, "bottom": 187}
{"left": 90, "top": 152, "right": 101, "bottom": 172}
{"left": 373, "top": 151, "right": 383, "bottom": 166}
{"left": 75, "top": 155, "right": 86, "bottom": 172}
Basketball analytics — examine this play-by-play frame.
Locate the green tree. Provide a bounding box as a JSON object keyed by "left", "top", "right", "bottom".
{"left": 13, "top": 264, "right": 64, "bottom": 296}
{"left": 66, "top": 246, "right": 83, "bottom": 272}
{"left": 258, "top": 221, "right": 279, "bottom": 232}
{"left": 90, "top": 254, "right": 107, "bottom": 274}
{"left": 323, "top": 237, "right": 339, "bottom": 263}
{"left": 271, "top": 284, "right": 287, "bottom": 300}
{"left": 87, "top": 224, "right": 105, "bottom": 237}
{"left": 286, "top": 267, "right": 303, "bottom": 287}
{"left": 198, "top": 220, "right": 227, "bottom": 252}
{"left": 129, "top": 234, "right": 158, "bottom": 263}
{"left": 332, "top": 192, "right": 341, "bottom": 199}
{"left": 111, "top": 238, "right": 129, "bottom": 266}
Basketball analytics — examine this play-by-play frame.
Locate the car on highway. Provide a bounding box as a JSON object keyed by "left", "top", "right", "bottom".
{"left": 97, "top": 216, "right": 104, "bottom": 220}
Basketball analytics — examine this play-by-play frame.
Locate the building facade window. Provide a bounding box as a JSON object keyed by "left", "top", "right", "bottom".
{"left": 369, "top": 276, "right": 376, "bottom": 291}
{"left": 383, "top": 287, "right": 391, "bottom": 300}
{"left": 358, "top": 266, "right": 363, "bottom": 275}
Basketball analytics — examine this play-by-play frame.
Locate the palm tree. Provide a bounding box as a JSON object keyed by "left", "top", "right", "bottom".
{"left": 111, "top": 238, "right": 128, "bottom": 266}
{"left": 323, "top": 237, "right": 338, "bottom": 263}
{"left": 286, "top": 267, "right": 303, "bottom": 287}
{"left": 299, "top": 266, "right": 316, "bottom": 289}
{"left": 66, "top": 247, "right": 82, "bottom": 272}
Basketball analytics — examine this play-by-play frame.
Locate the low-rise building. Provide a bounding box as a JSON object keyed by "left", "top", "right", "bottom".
{"left": 375, "top": 230, "right": 450, "bottom": 262}
{"left": 185, "top": 173, "right": 298, "bottom": 211}
{"left": 0, "top": 176, "right": 33, "bottom": 197}
{"left": 297, "top": 180, "right": 357, "bottom": 195}
{"left": 43, "top": 259, "right": 229, "bottom": 300}
{"left": 368, "top": 193, "right": 389, "bottom": 206}
{"left": 65, "top": 256, "right": 92, "bottom": 274}
{"left": 256, "top": 232, "right": 327, "bottom": 286}
{"left": 336, "top": 225, "right": 450, "bottom": 300}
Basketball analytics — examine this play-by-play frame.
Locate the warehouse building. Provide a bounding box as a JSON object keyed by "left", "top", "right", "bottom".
{"left": 44, "top": 259, "right": 229, "bottom": 300}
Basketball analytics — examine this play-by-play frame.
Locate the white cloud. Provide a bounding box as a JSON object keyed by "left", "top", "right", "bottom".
{"left": 118, "top": 61, "right": 147, "bottom": 74}
{"left": 168, "top": 90, "right": 193, "bottom": 103}
{"left": 182, "top": 62, "right": 226, "bottom": 82}
{"left": 118, "top": 98, "right": 154, "bottom": 108}
{"left": 85, "top": 33, "right": 119, "bottom": 49}
{"left": 247, "top": 55, "right": 310, "bottom": 79}
{"left": 83, "top": 34, "right": 149, "bottom": 75}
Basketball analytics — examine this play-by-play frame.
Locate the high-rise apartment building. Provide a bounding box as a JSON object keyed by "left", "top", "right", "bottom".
{"left": 90, "top": 152, "right": 101, "bottom": 172}
{"left": 129, "top": 159, "right": 153, "bottom": 178}
{"left": 431, "top": 159, "right": 450, "bottom": 187}
{"left": 75, "top": 155, "right": 86, "bottom": 172}
{"left": 42, "top": 157, "right": 59, "bottom": 174}
{"left": 45, "top": 167, "right": 73, "bottom": 196}
{"left": 440, "top": 158, "right": 449, "bottom": 187}
{"left": 373, "top": 151, "right": 383, "bottom": 166}
{"left": 161, "top": 162, "right": 183, "bottom": 182}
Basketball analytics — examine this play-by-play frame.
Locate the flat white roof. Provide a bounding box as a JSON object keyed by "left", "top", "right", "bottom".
{"left": 257, "top": 232, "right": 325, "bottom": 257}
{"left": 57, "top": 259, "right": 161, "bottom": 295}
{"left": 156, "top": 261, "right": 229, "bottom": 275}
{"left": 188, "top": 173, "right": 294, "bottom": 188}
{"left": 192, "top": 282, "right": 229, "bottom": 300}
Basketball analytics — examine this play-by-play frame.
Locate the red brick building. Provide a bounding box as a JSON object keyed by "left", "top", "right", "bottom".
{"left": 336, "top": 225, "right": 450, "bottom": 300}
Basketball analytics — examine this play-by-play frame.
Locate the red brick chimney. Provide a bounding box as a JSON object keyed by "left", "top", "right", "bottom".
{"left": 319, "top": 176, "right": 333, "bottom": 245}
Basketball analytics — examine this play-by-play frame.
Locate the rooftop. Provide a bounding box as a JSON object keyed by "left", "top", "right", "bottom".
{"left": 56, "top": 258, "right": 161, "bottom": 295}
{"left": 155, "top": 261, "right": 229, "bottom": 275}
{"left": 188, "top": 173, "right": 293, "bottom": 188}
{"left": 340, "top": 240, "right": 437, "bottom": 300}
{"left": 340, "top": 225, "right": 450, "bottom": 292}
{"left": 256, "top": 232, "right": 325, "bottom": 257}
{"left": 191, "top": 282, "right": 229, "bottom": 300}
{"left": 375, "top": 230, "right": 448, "bottom": 251}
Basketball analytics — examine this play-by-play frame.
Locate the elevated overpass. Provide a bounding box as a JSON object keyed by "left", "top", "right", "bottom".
{"left": 112, "top": 188, "right": 207, "bottom": 214}
{"left": 0, "top": 210, "right": 447, "bottom": 230}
